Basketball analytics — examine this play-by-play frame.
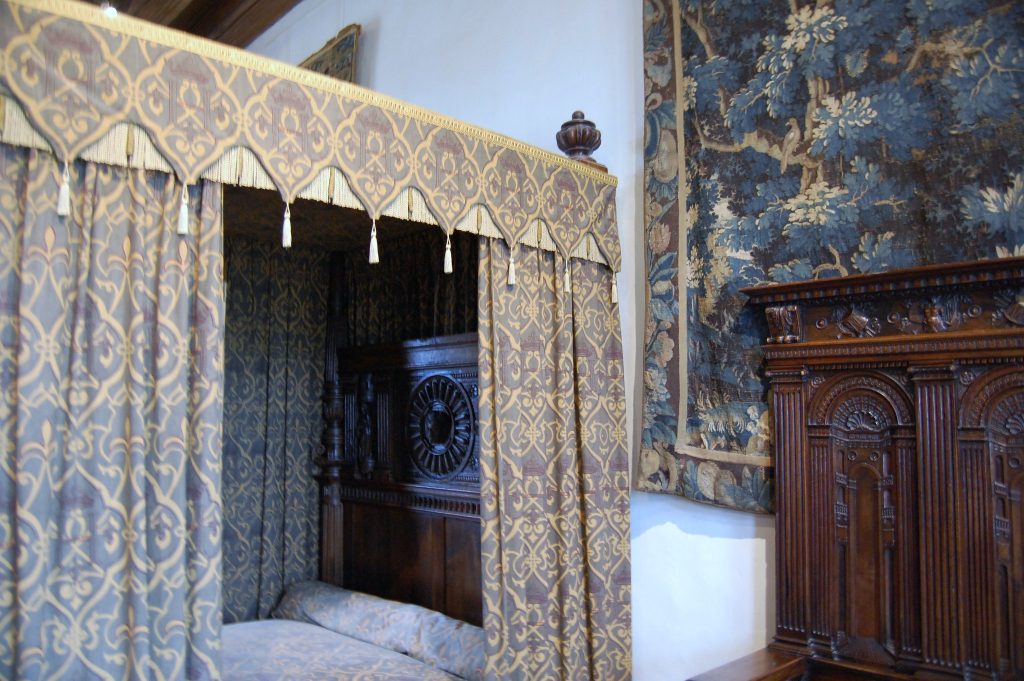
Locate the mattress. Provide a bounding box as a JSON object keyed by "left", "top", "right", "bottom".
{"left": 222, "top": 619, "right": 459, "bottom": 681}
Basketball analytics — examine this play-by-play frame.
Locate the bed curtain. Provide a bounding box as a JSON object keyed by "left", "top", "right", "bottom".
{"left": 221, "top": 236, "right": 325, "bottom": 624}
{"left": 0, "top": 144, "right": 223, "bottom": 680}
{"left": 478, "top": 240, "right": 631, "bottom": 679}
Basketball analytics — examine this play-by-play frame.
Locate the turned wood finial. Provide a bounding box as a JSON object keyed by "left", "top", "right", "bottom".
{"left": 556, "top": 111, "right": 606, "bottom": 171}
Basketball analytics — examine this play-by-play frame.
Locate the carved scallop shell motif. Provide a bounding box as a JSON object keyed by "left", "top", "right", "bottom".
{"left": 833, "top": 395, "right": 890, "bottom": 433}
{"left": 1004, "top": 412, "right": 1024, "bottom": 435}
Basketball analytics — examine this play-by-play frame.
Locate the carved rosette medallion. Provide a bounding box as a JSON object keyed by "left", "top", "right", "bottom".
{"left": 407, "top": 375, "right": 476, "bottom": 480}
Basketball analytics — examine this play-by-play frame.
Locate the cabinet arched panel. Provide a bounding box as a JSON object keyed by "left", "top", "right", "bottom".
{"left": 806, "top": 377, "right": 918, "bottom": 664}
{"left": 959, "top": 369, "right": 1024, "bottom": 679}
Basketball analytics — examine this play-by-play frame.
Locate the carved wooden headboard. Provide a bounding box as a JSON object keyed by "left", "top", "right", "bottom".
{"left": 319, "top": 332, "right": 481, "bottom": 626}
{"left": 739, "top": 256, "right": 1024, "bottom": 680}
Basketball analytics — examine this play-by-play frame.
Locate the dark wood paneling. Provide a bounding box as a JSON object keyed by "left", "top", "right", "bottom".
{"left": 343, "top": 504, "right": 445, "bottom": 613}
{"left": 337, "top": 499, "right": 482, "bottom": 626}
{"left": 445, "top": 517, "right": 482, "bottom": 625}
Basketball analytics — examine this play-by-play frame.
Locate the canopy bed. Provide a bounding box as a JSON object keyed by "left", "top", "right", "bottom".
{"left": 0, "top": 1, "right": 632, "bottom": 679}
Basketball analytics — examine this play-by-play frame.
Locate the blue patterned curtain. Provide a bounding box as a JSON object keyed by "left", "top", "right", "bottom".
{"left": 221, "top": 235, "right": 325, "bottom": 623}
{"left": 478, "top": 240, "right": 631, "bottom": 679}
{"left": 0, "top": 144, "right": 224, "bottom": 679}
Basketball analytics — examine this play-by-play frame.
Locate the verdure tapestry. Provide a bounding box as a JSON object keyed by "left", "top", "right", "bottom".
{"left": 222, "top": 235, "right": 326, "bottom": 623}
{"left": 639, "top": 0, "right": 1024, "bottom": 512}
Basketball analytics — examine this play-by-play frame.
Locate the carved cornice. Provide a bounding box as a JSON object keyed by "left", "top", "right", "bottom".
{"left": 742, "top": 257, "right": 1024, "bottom": 306}
{"left": 745, "top": 258, "right": 1024, "bottom": 352}
{"left": 762, "top": 330, "right": 1024, "bottom": 362}
{"left": 338, "top": 480, "right": 480, "bottom": 519}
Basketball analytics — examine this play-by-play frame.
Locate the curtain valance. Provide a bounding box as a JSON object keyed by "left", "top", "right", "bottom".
{"left": 0, "top": 0, "right": 621, "bottom": 272}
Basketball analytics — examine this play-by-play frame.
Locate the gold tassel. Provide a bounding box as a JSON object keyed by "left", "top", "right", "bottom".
{"left": 368, "top": 219, "right": 379, "bottom": 264}
{"left": 57, "top": 161, "right": 70, "bottom": 217}
{"left": 611, "top": 279, "right": 618, "bottom": 304}
{"left": 282, "top": 204, "right": 292, "bottom": 248}
{"left": 563, "top": 261, "right": 571, "bottom": 294}
{"left": 508, "top": 249, "right": 517, "bottom": 287}
{"left": 177, "top": 185, "right": 189, "bottom": 235}
{"left": 443, "top": 233, "right": 453, "bottom": 274}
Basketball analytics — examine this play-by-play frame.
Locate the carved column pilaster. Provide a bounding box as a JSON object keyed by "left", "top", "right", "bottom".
{"left": 806, "top": 421, "right": 834, "bottom": 656}
{"left": 894, "top": 424, "right": 921, "bottom": 663}
{"left": 318, "top": 252, "right": 345, "bottom": 584}
{"left": 768, "top": 366, "right": 810, "bottom": 652}
{"left": 957, "top": 423, "right": 998, "bottom": 679}
{"left": 909, "top": 363, "right": 962, "bottom": 673}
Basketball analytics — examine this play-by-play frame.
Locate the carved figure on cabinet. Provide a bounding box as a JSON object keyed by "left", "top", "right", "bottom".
{"left": 357, "top": 373, "right": 376, "bottom": 478}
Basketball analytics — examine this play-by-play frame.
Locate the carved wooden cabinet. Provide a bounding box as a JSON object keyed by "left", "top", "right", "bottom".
{"left": 744, "top": 258, "right": 1024, "bottom": 681}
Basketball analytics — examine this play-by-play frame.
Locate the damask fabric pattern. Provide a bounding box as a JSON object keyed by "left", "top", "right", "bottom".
{"left": 221, "top": 235, "right": 325, "bottom": 623}
{"left": 339, "top": 228, "right": 477, "bottom": 347}
{"left": 222, "top": 620, "right": 460, "bottom": 681}
{"left": 273, "top": 580, "right": 485, "bottom": 680}
{"left": 0, "top": 144, "right": 224, "bottom": 679}
{"left": 478, "top": 239, "right": 631, "bottom": 679}
{"left": 639, "top": 0, "right": 1024, "bottom": 512}
{"left": 0, "top": 0, "right": 621, "bottom": 274}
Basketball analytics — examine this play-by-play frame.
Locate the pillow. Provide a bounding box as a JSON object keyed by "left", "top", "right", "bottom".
{"left": 272, "top": 580, "right": 485, "bottom": 681}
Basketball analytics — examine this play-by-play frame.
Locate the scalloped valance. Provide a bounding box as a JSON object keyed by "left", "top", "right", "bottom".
{"left": 0, "top": 0, "right": 621, "bottom": 272}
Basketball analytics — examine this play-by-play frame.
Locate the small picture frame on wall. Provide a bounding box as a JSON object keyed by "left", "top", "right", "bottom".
{"left": 300, "top": 23, "right": 361, "bottom": 84}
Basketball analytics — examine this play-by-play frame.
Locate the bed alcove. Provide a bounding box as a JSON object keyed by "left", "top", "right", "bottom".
{"left": 0, "top": 2, "right": 631, "bottom": 677}
{"left": 221, "top": 184, "right": 483, "bottom": 627}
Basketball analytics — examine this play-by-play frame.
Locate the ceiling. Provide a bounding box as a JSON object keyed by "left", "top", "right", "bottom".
{"left": 89, "top": 0, "right": 304, "bottom": 47}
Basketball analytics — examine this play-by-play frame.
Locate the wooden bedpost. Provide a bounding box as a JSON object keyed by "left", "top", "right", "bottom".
{"left": 318, "top": 251, "right": 345, "bottom": 585}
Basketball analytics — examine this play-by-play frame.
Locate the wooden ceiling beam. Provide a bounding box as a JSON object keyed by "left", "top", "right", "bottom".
{"left": 89, "top": 0, "right": 303, "bottom": 48}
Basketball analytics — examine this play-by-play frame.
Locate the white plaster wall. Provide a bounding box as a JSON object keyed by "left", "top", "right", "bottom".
{"left": 250, "top": 3, "right": 773, "bottom": 678}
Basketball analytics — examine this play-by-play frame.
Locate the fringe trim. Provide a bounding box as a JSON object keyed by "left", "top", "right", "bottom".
{"left": 1, "top": 96, "right": 50, "bottom": 151}
{"left": 0, "top": 95, "right": 620, "bottom": 271}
